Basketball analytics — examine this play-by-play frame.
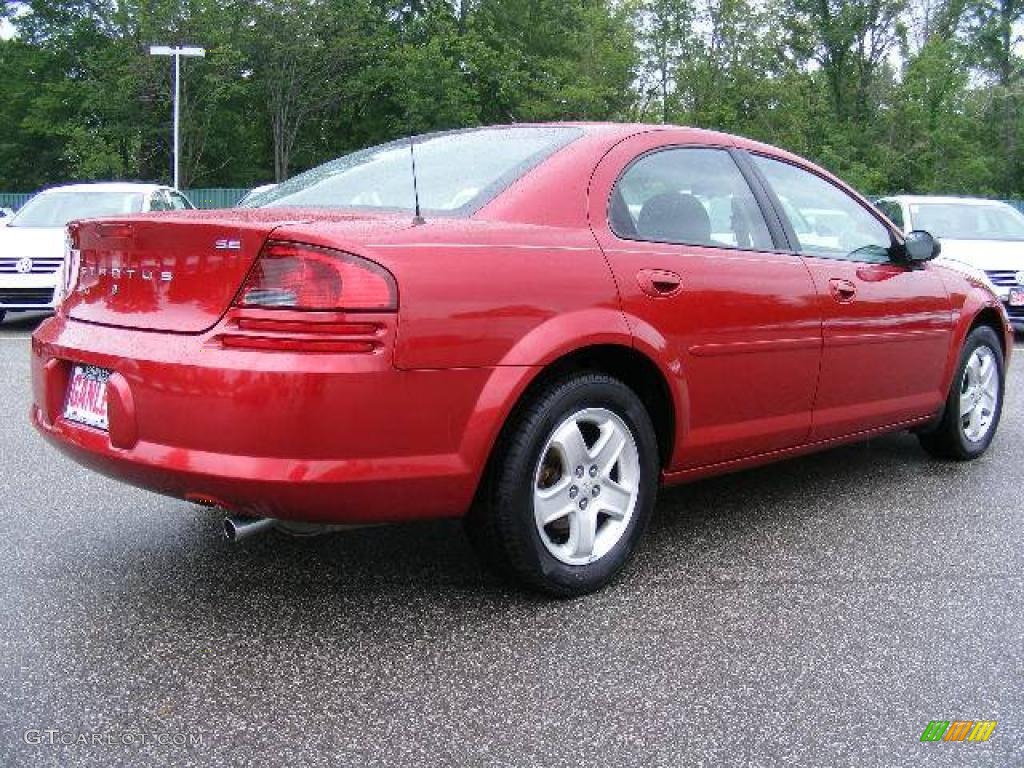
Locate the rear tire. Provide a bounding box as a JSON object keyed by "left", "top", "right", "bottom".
{"left": 918, "top": 325, "right": 1004, "bottom": 460}
{"left": 467, "top": 373, "right": 659, "bottom": 597}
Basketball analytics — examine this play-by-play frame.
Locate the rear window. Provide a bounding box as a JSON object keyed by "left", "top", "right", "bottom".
{"left": 244, "top": 126, "right": 583, "bottom": 215}
{"left": 11, "top": 191, "right": 146, "bottom": 229}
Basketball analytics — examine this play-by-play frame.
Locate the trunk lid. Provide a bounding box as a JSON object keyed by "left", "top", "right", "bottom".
{"left": 64, "top": 210, "right": 408, "bottom": 333}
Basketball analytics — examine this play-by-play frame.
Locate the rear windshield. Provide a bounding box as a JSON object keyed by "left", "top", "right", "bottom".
{"left": 909, "top": 202, "right": 1024, "bottom": 241}
{"left": 11, "top": 191, "right": 146, "bottom": 228}
{"left": 243, "top": 126, "right": 583, "bottom": 215}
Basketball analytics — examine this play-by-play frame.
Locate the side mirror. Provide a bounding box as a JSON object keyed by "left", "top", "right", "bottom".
{"left": 903, "top": 230, "right": 941, "bottom": 262}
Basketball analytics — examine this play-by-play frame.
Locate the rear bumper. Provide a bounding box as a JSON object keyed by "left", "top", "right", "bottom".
{"left": 30, "top": 313, "right": 505, "bottom": 523}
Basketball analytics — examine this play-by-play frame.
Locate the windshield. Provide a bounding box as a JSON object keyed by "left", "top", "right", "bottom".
{"left": 244, "top": 126, "right": 583, "bottom": 214}
{"left": 909, "top": 202, "right": 1024, "bottom": 241}
{"left": 11, "top": 190, "right": 146, "bottom": 228}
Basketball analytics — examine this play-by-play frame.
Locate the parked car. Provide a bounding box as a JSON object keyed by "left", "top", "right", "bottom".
{"left": 31, "top": 125, "right": 1011, "bottom": 596}
{"left": 876, "top": 195, "right": 1024, "bottom": 332}
{"left": 236, "top": 184, "right": 277, "bottom": 207}
{"left": 0, "top": 183, "right": 193, "bottom": 323}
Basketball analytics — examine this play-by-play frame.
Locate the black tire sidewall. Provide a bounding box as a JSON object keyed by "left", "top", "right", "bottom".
{"left": 494, "top": 375, "right": 659, "bottom": 596}
{"left": 950, "top": 326, "right": 1005, "bottom": 458}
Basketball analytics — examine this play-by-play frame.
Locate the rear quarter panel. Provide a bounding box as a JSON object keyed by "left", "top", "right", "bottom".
{"left": 271, "top": 219, "right": 628, "bottom": 370}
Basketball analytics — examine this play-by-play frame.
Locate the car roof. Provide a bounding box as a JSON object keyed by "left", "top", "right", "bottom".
{"left": 426, "top": 121, "right": 751, "bottom": 148}
{"left": 878, "top": 195, "right": 1014, "bottom": 208}
{"left": 37, "top": 182, "right": 170, "bottom": 195}
{"left": 517, "top": 121, "right": 746, "bottom": 144}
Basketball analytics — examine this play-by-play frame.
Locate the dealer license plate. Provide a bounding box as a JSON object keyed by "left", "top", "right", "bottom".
{"left": 63, "top": 365, "right": 111, "bottom": 431}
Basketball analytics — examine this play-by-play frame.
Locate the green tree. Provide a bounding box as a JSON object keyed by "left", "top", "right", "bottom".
{"left": 1, "top": 0, "right": 1022, "bottom": 197}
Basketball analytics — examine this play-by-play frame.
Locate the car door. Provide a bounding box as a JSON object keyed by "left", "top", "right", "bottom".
{"left": 749, "top": 154, "right": 953, "bottom": 441}
{"left": 590, "top": 132, "right": 822, "bottom": 470}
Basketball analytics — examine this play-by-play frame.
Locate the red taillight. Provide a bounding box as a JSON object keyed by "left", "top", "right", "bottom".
{"left": 235, "top": 241, "right": 397, "bottom": 311}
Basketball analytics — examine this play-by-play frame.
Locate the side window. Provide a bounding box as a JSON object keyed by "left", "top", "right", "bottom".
{"left": 168, "top": 191, "right": 193, "bottom": 210}
{"left": 610, "top": 147, "right": 774, "bottom": 250}
{"left": 752, "top": 155, "right": 892, "bottom": 263}
{"left": 876, "top": 200, "right": 904, "bottom": 229}
{"left": 148, "top": 192, "right": 171, "bottom": 212}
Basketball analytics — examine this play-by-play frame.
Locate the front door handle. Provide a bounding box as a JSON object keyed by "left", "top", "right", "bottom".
{"left": 637, "top": 269, "right": 683, "bottom": 298}
{"left": 828, "top": 278, "right": 857, "bottom": 303}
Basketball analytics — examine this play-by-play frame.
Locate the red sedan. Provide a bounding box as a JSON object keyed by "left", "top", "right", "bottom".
{"left": 31, "top": 124, "right": 1011, "bottom": 596}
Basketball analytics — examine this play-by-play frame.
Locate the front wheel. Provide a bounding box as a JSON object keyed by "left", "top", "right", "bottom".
{"left": 918, "top": 325, "right": 1005, "bottom": 460}
{"left": 467, "top": 373, "right": 659, "bottom": 597}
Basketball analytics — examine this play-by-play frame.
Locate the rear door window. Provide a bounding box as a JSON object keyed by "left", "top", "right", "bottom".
{"left": 610, "top": 148, "right": 774, "bottom": 251}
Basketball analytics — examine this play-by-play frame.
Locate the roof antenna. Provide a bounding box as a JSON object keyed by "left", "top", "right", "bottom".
{"left": 408, "top": 136, "right": 425, "bottom": 226}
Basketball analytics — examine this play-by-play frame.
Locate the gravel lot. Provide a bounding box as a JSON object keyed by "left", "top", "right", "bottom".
{"left": 1, "top": 311, "right": 1021, "bottom": 767}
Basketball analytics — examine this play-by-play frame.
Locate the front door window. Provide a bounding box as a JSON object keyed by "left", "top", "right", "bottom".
{"left": 752, "top": 155, "right": 893, "bottom": 263}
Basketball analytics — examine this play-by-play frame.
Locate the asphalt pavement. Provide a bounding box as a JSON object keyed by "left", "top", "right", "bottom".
{"left": 1, "top": 311, "right": 1021, "bottom": 767}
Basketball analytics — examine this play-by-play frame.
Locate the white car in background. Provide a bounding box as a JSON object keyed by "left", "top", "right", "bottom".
{"left": 876, "top": 195, "right": 1024, "bottom": 332}
{"left": 0, "top": 183, "right": 193, "bottom": 323}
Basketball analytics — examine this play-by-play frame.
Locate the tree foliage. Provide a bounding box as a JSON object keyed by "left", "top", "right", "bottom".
{"left": 0, "top": 0, "right": 1021, "bottom": 196}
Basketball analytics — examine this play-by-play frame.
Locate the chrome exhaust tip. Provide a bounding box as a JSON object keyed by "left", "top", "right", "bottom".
{"left": 223, "top": 516, "right": 276, "bottom": 542}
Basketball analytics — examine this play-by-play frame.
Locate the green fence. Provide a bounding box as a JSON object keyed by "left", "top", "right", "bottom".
{"left": 186, "top": 188, "right": 249, "bottom": 209}
{"left": 0, "top": 192, "right": 32, "bottom": 210}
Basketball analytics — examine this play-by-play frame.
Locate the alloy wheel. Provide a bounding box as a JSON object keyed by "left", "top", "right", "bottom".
{"left": 959, "top": 345, "right": 999, "bottom": 443}
{"left": 532, "top": 407, "right": 640, "bottom": 566}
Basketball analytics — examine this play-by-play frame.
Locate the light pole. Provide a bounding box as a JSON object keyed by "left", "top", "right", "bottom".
{"left": 149, "top": 45, "right": 206, "bottom": 190}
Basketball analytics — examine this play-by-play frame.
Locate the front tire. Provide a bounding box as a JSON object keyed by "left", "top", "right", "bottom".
{"left": 918, "top": 325, "right": 1005, "bottom": 460}
{"left": 468, "top": 373, "right": 659, "bottom": 597}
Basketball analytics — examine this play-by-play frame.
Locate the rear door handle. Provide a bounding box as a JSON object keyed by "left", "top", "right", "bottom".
{"left": 637, "top": 269, "right": 683, "bottom": 298}
{"left": 828, "top": 278, "right": 857, "bottom": 303}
